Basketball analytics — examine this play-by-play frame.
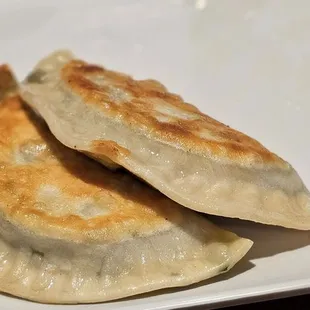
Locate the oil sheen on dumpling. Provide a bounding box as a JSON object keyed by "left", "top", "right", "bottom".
{"left": 0, "top": 66, "right": 252, "bottom": 304}
{"left": 20, "top": 50, "right": 310, "bottom": 230}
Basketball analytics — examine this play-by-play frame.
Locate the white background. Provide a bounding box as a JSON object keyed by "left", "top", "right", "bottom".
{"left": 1, "top": 0, "right": 310, "bottom": 309}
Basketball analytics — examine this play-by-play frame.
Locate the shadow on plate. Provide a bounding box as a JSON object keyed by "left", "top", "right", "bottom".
{"left": 208, "top": 215, "right": 310, "bottom": 260}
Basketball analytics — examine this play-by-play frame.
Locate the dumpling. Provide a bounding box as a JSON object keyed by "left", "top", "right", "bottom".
{"left": 0, "top": 65, "right": 252, "bottom": 304}
{"left": 20, "top": 50, "right": 310, "bottom": 230}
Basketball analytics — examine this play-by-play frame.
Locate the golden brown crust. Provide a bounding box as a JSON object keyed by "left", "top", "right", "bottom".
{"left": 61, "top": 60, "right": 288, "bottom": 168}
{"left": 0, "top": 95, "right": 182, "bottom": 241}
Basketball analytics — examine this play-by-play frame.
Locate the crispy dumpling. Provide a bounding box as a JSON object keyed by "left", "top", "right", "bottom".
{"left": 0, "top": 66, "right": 252, "bottom": 304}
{"left": 20, "top": 50, "right": 310, "bottom": 230}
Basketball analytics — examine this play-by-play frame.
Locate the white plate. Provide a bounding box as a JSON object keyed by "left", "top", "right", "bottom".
{"left": 1, "top": 0, "right": 310, "bottom": 309}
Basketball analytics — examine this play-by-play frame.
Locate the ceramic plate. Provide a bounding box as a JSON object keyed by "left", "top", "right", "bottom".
{"left": 1, "top": 0, "right": 310, "bottom": 309}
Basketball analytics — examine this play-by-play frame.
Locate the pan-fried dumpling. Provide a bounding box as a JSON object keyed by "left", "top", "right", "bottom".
{"left": 0, "top": 66, "right": 252, "bottom": 304}
{"left": 20, "top": 50, "right": 310, "bottom": 230}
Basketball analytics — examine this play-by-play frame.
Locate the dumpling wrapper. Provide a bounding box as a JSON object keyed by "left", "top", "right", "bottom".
{"left": 0, "top": 66, "right": 252, "bottom": 304}
{"left": 20, "top": 50, "right": 310, "bottom": 230}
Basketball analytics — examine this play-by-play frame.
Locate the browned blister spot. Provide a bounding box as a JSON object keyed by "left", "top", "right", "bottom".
{"left": 61, "top": 60, "right": 288, "bottom": 168}
{"left": 0, "top": 64, "right": 17, "bottom": 100}
{"left": 67, "top": 75, "right": 101, "bottom": 92}
{"left": 76, "top": 64, "right": 106, "bottom": 74}
{"left": 138, "top": 79, "right": 167, "bottom": 92}
{"left": 91, "top": 140, "right": 130, "bottom": 163}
